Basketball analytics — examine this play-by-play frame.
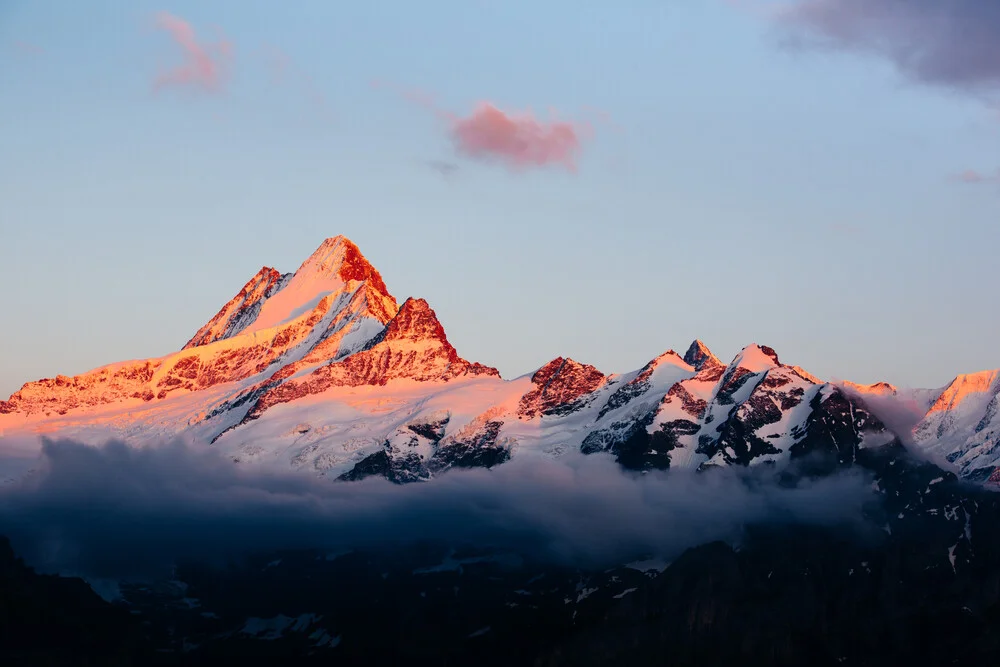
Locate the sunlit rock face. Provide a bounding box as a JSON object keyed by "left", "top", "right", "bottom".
{"left": 242, "top": 297, "right": 501, "bottom": 423}
{"left": 517, "top": 358, "right": 608, "bottom": 419}
{"left": 183, "top": 266, "right": 290, "bottom": 349}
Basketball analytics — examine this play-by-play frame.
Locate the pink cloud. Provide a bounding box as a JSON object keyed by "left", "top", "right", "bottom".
{"left": 449, "top": 103, "right": 587, "bottom": 172}
{"left": 370, "top": 79, "right": 444, "bottom": 117}
{"left": 12, "top": 40, "right": 44, "bottom": 57}
{"left": 262, "top": 44, "right": 291, "bottom": 84}
{"left": 374, "top": 81, "right": 594, "bottom": 172}
{"left": 954, "top": 169, "right": 1000, "bottom": 184}
{"left": 153, "top": 12, "right": 231, "bottom": 93}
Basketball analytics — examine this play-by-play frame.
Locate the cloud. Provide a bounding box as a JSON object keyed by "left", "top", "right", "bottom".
{"left": 953, "top": 169, "right": 1000, "bottom": 185}
{"left": 838, "top": 384, "right": 924, "bottom": 447}
{"left": 371, "top": 79, "right": 447, "bottom": 117}
{"left": 776, "top": 0, "right": 1000, "bottom": 94}
{"left": 373, "top": 81, "right": 592, "bottom": 172}
{"left": 0, "top": 438, "right": 875, "bottom": 580}
{"left": 261, "top": 44, "right": 331, "bottom": 119}
{"left": 153, "top": 12, "right": 232, "bottom": 93}
{"left": 425, "top": 159, "right": 460, "bottom": 178}
{"left": 261, "top": 44, "right": 291, "bottom": 84}
{"left": 450, "top": 103, "right": 586, "bottom": 172}
{"left": 12, "top": 40, "right": 44, "bottom": 58}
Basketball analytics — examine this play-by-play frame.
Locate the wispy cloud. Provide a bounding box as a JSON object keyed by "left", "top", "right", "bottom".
{"left": 261, "top": 44, "right": 291, "bottom": 84}
{"left": 153, "top": 12, "right": 232, "bottom": 93}
{"left": 425, "top": 159, "right": 460, "bottom": 178}
{"left": 12, "top": 40, "right": 44, "bottom": 58}
{"left": 775, "top": 0, "right": 1000, "bottom": 94}
{"left": 953, "top": 169, "right": 1000, "bottom": 185}
{"left": 370, "top": 79, "right": 444, "bottom": 116}
{"left": 261, "top": 44, "right": 331, "bottom": 119}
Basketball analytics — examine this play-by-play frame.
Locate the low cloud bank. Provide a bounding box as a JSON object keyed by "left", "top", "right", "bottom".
{"left": 0, "top": 438, "right": 875, "bottom": 579}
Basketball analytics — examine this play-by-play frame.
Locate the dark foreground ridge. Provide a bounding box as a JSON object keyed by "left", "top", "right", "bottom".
{"left": 4, "top": 445, "right": 1000, "bottom": 667}
{"left": 0, "top": 536, "right": 166, "bottom": 666}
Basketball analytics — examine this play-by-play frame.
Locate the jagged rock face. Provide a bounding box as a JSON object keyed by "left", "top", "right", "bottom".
{"left": 788, "top": 387, "right": 897, "bottom": 473}
{"left": 578, "top": 345, "right": 897, "bottom": 474}
{"left": 423, "top": 408, "right": 515, "bottom": 474}
{"left": 243, "top": 298, "right": 500, "bottom": 422}
{"left": 338, "top": 408, "right": 512, "bottom": 483}
{"left": 581, "top": 352, "right": 698, "bottom": 470}
{"left": 697, "top": 365, "right": 814, "bottom": 468}
{"left": 582, "top": 407, "right": 678, "bottom": 471}
{"left": 597, "top": 351, "right": 686, "bottom": 421}
{"left": 339, "top": 414, "right": 453, "bottom": 484}
{"left": 0, "top": 361, "right": 161, "bottom": 416}
{"left": 518, "top": 358, "right": 607, "bottom": 418}
{"left": 682, "top": 339, "right": 722, "bottom": 371}
{"left": 184, "top": 267, "right": 289, "bottom": 349}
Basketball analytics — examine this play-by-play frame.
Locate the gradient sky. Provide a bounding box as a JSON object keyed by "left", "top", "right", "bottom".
{"left": 2, "top": 0, "right": 999, "bottom": 398}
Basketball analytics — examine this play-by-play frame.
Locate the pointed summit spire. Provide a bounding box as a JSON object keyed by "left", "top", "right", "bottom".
{"left": 295, "top": 236, "right": 390, "bottom": 295}
{"left": 243, "top": 236, "right": 397, "bottom": 334}
{"left": 683, "top": 340, "right": 722, "bottom": 371}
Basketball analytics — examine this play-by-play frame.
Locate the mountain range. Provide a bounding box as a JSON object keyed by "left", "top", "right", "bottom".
{"left": 6, "top": 236, "right": 1000, "bottom": 665}
{"left": 2, "top": 235, "right": 999, "bottom": 486}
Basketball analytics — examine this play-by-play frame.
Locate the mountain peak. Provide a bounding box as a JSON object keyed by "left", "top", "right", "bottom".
{"left": 377, "top": 297, "right": 500, "bottom": 377}
{"left": 683, "top": 340, "right": 722, "bottom": 371}
{"left": 518, "top": 357, "right": 607, "bottom": 418}
{"left": 378, "top": 297, "right": 451, "bottom": 347}
{"left": 731, "top": 344, "right": 781, "bottom": 371}
{"left": 926, "top": 370, "right": 1000, "bottom": 414}
{"left": 843, "top": 380, "right": 897, "bottom": 396}
{"left": 299, "top": 236, "right": 390, "bottom": 296}
{"left": 240, "top": 237, "right": 396, "bottom": 335}
{"left": 183, "top": 266, "right": 288, "bottom": 349}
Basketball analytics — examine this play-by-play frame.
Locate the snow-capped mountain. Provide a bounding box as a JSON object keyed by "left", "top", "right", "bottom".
{"left": 1, "top": 236, "right": 997, "bottom": 484}
{"left": 913, "top": 371, "right": 1000, "bottom": 482}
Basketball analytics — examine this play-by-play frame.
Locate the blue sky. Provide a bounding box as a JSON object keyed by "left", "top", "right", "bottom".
{"left": 1, "top": 0, "right": 998, "bottom": 397}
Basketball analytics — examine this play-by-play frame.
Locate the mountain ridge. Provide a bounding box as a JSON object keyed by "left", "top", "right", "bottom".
{"left": 2, "top": 236, "right": 998, "bottom": 485}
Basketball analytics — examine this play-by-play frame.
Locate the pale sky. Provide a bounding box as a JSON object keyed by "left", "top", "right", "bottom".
{"left": 2, "top": 0, "right": 999, "bottom": 397}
